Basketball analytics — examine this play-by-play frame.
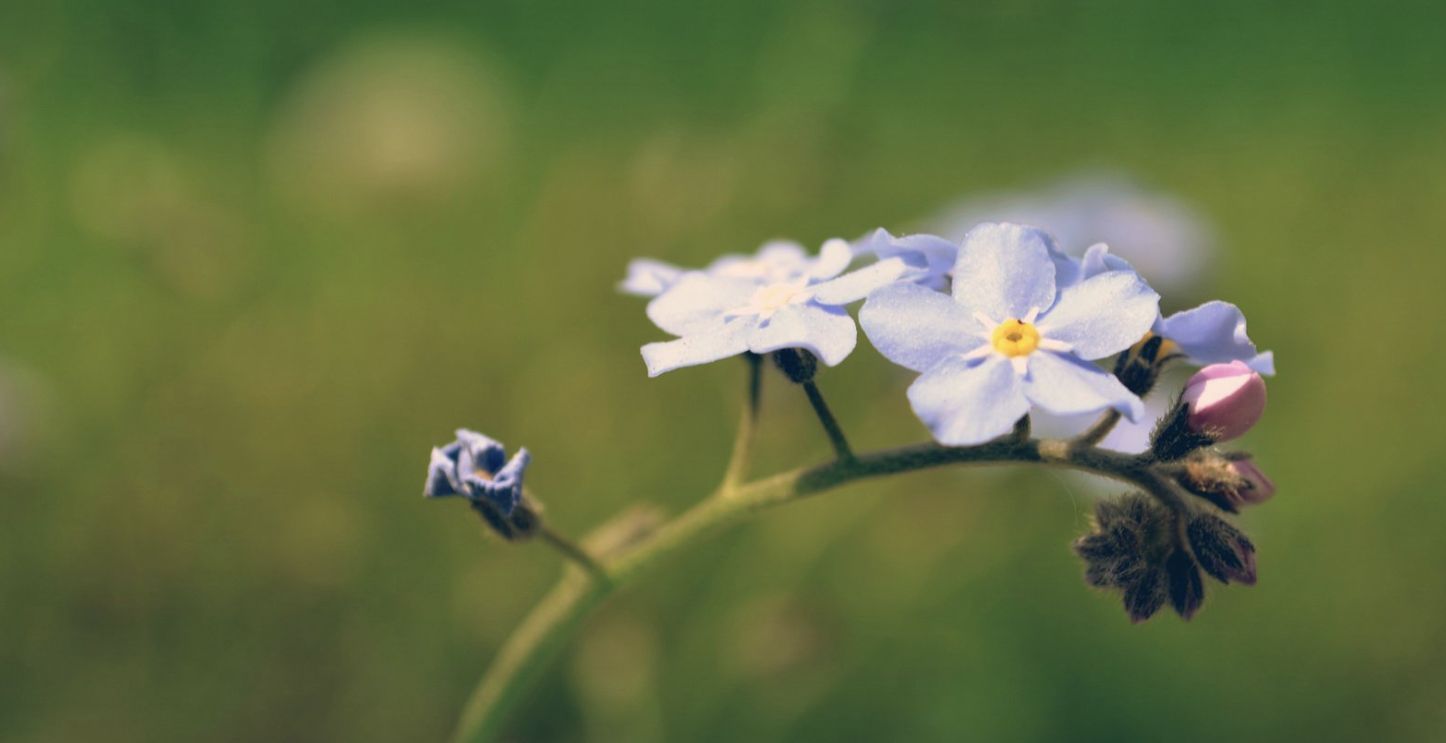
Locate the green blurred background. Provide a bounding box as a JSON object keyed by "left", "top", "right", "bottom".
{"left": 2, "top": 1, "right": 1444, "bottom": 741}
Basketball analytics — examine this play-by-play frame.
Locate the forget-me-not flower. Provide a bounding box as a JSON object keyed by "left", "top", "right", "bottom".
{"left": 1060, "top": 243, "right": 1275, "bottom": 375}
{"left": 860, "top": 223, "right": 1159, "bottom": 445}
{"left": 641, "top": 239, "right": 908, "bottom": 376}
{"left": 425, "top": 429, "right": 537, "bottom": 539}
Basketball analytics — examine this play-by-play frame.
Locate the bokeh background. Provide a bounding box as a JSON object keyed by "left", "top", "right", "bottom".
{"left": 3, "top": 2, "right": 1445, "bottom": 741}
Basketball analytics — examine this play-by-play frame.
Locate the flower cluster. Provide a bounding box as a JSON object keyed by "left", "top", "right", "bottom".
{"left": 619, "top": 220, "right": 1276, "bottom": 621}
{"left": 419, "top": 217, "right": 1279, "bottom": 627}
{"left": 628, "top": 222, "right": 1273, "bottom": 447}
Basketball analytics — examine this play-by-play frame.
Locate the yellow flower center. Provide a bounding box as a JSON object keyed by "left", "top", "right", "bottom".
{"left": 473, "top": 469, "right": 494, "bottom": 482}
{"left": 991, "top": 318, "right": 1041, "bottom": 357}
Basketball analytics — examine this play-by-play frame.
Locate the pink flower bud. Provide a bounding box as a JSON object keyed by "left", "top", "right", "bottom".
{"left": 1182, "top": 361, "right": 1266, "bottom": 442}
{"left": 1230, "top": 457, "right": 1276, "bottom": 506}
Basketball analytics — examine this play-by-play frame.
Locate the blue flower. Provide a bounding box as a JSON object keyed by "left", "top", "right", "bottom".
{"left": 640, "top": 239, "right": 908, "bottom": 376}
{"left": 860, "top": 222, "right": 1159, "bottom": 445}
{"left": 425, "top": 429, "right": 538, "bottom": 539}
{"left": 1059, "top": 243, "right": 1274, "bottom": 375}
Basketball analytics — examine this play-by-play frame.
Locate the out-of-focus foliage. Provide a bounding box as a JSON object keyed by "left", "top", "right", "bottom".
{"left": 2, "top": 2, "right": 1444, "bottom": 741}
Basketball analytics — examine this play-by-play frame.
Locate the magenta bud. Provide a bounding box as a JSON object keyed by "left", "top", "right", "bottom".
{"left": 1230, "top": 457, "right": 1276, "bottom": 506}
{"left": 1182, "top": 361, "right": 1267, "bottom": 442}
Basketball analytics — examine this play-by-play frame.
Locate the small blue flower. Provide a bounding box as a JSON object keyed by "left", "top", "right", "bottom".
{"left": 860, "top": 222, "right": 1159, "bottom": 445}
{"left": 425, "top": 429, "right": 537, "bottom": 539}
{"left": 1058, "top": 243, "right": 1274, "bottom": 375}
{"left": 640, "top": 239, "right": 908, "bottom": 376}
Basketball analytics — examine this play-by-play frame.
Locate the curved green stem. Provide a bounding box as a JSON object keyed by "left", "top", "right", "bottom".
{"left": 451, "top": 434, "right": 1188, "bottom": 743}
{"left": 722, "top": 354, "right": 763, "bottom": 489}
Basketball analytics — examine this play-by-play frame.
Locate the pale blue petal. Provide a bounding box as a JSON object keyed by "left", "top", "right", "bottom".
{"left": 1048, "top": 240, "right": 1082, "bottom": 288}
{"left": 951, "top": 222, "right": 1058, "bottom": 320}
{"left": 642, "top": 319, "right": 754, "bottom": 376}
{"left": 619, "top": 258, "right": 685, "bottom": 297}
{"left": 645, "top": 273, "right": 756, "bottom": 337}
{"left": 1158, "top": 301, "right": 1273, "bottom": 375}
{"left": 806, "top": 238, "right": 855, "bottom": 281}
{"left": 708, "top": 241, "right": 809, "bottom": 282}
{"left": 811, "top": 257, "right": 909, "bottom": 305}
{"left": 908, "top": 356, "right": 1028, "bottom": 446}
{"left": 746, "top": 303, "right": 857, "bottom": 366}
{"left": 493, "top": 448, "right": 531, "bottom": 491}
{"left": 895, "top": 234, "right": 958, "bottom": 278}
{"left": 1023, "top": 351, "right": 1145, "bottom": 421}
{"left": 424, "top": 447, "right": 462, "bottom": 497}
{"left": 455, "top": 429, "right": 507, "bottom": 474}
{"left": 1247, "top": 351, "right": 1275, "bottom": 375}
{"left": 1078, "top": 243, "right": 1134, "bottom": 280}
{"left": 859, "top": 283, "right": 984, "bottom": 373}
{"left": 1037, "top": 271, "right": 1159, "bottom": 359}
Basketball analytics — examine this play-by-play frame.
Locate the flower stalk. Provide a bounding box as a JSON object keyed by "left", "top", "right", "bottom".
{"left": 451, "top": 413, "right": 1198, "bottom": 743}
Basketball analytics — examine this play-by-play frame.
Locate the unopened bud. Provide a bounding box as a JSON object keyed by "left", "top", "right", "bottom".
{"left": 1187, "top": 513, "right": 1257, "bottom": 586}
{"left": 1229, "top": 457, "right": 1276, "bottom": 506}
{"left": 1182, "top": 361, "right": 1267, "bottom": 442}
{"left": 1178, "top": 452, "right": 1276, "bottom": 512}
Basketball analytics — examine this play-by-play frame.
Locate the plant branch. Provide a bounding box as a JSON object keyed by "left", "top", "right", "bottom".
{"left": 722, "top": 354, "right": 763, "bottom": 490}
{"left": 453, "top": 433, "right": 1187, "bottom": 743}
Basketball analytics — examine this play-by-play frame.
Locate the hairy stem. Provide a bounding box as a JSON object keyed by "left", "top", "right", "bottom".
{"left": 801, "top": 381, "right": 854, "bottom": 462}
{"left": 451, "top": 433, "right": 1186, "bottom": 743}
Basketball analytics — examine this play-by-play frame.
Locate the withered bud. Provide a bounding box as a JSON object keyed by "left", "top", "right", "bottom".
{"left": 1165, "top": 548, "right": 1205, "bottom": 620}
{"left": 1187, "top": 513, "right": 1258, "bottom": 586}
{"left": 1073, "top": 493, "right": 1186, "bottom": 623}
{"left": 1123, "top": 566, "right": 1168, "bottom": 623}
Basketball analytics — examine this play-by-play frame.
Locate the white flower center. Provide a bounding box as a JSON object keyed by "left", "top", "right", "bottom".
{"left": 961, "top": 306, "right": 1074, "bottom": 375}
{"left": 726, "top": 279, "right": 812, "bottom": 321}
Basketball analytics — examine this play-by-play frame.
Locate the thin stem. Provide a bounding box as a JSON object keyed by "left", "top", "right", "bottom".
{"left": 801, "top": 381, "right": 854, "bottom": 462}
{"left": 1074, "top": 409, "right": 1122, "bottom": 449}
{"left": 722, "top": 354, "right": 763, "bottom": 490}
{"left": 537, "top": 526, "right": 610, "bottom": 585}
{"left": 452, "top": 434, "right": 1182, "bottom": 743}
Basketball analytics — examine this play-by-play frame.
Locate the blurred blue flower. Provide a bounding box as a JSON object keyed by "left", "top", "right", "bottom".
{"left": 927, "top": 172, "right": 1214, "bottom": 295}
{"left": 860, "top": 223, "right": 1159, "bottom": 445}
{"left": 640, "top": 239, "right": 908, "bottom": 376}
{"left": 425, "top": 429, "right": 535, "bottom": 538}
